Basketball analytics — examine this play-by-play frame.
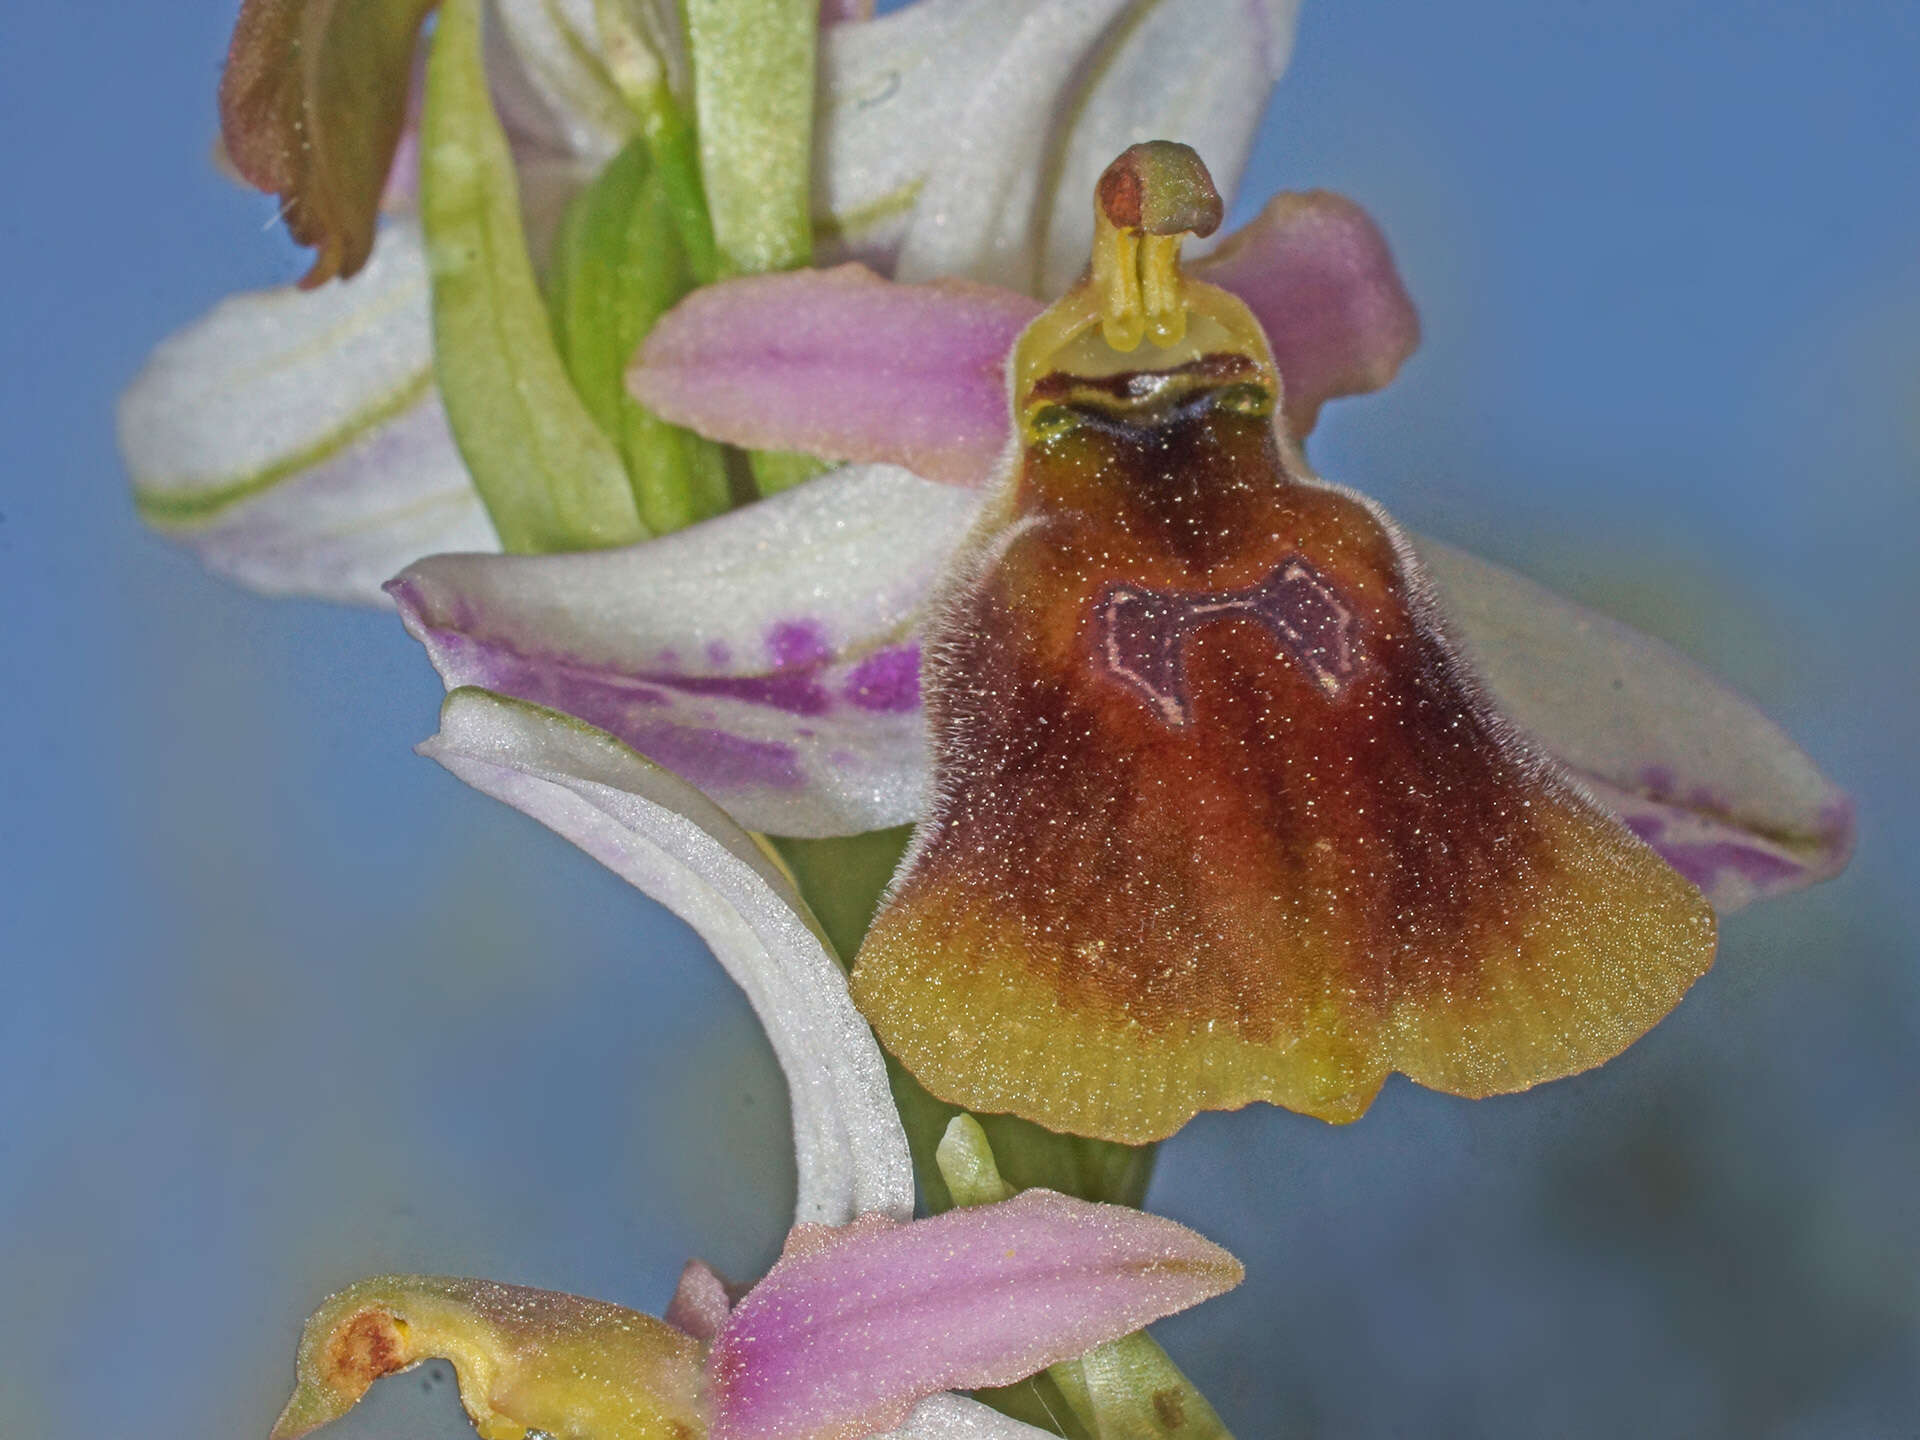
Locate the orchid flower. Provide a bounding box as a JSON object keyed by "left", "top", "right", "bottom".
{"left": 119, "top": 0, "right": 1303, "bottom": 603}
{"left": 264, "top": 686, "right": 1237, "bottom": 1440}
{"left": 122, "top": 0, "right": 1847, "bottom": 906}
{"left": 390, "top": 352, "right": 1851, "bottom": 916}
{"left": 124, "top": 0, "right": 1854, "bottom": 1423}
{"left": 382, "top": 142, "right": 1849, "bottom": 1155}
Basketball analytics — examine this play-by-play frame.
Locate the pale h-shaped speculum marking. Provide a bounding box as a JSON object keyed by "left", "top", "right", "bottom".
{"left": 1094, "top": 556, "right": 1360, "bottom": 727}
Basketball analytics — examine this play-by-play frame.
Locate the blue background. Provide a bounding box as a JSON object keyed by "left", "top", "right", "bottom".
{"left": 3, "top": 2, "right": 1915, "bottom": 1436}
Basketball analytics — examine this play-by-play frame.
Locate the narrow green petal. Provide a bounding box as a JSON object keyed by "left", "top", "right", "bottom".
{"left": 421, "top": 0, "right": 647, "bottom": 553}
{"left": 547, "top": 136, "right": 731, "bottom": 532}
{"left": 681, "top": 0, "right": 818, "bottom": 276}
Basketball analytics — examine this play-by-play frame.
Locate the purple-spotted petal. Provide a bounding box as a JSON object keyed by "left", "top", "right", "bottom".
{"left": 1190, "top": 189, "right": 1421, "bottom": 437}
{"left": 393, "top": 463, "right": 983, "bottom": 836}
{"left": 709, "top": 1191, "right": 1242, "bottom": 1440}
{"left": 630, "top": 265, "right": 1039, "bottom": 487}
{"left": 419, "top": 688, "right": 914, "bottom": 1224}
{"left": 119, "top": 221, "right": 500, "bottom": 604}
{"left": 1415, "top": 536, "right": 1853, "bottom": 911}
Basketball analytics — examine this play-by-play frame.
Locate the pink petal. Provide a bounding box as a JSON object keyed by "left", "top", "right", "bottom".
{"left": 631, "top": 192, "right": 1417, "bottom": 486}
{"left": 1190, "top": 189, "right": 1421, "bottom": 437}
{"left": 628, "top": 264, "right": 1040, "bottom": 487}
{"left": 708, "top": 1191, "right": 1242, "bottom": 1440}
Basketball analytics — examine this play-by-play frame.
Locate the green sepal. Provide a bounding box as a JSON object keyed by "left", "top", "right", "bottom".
{"left": 639, "top": 99, "right": 723, "bottom": 288}
{"left": 680, "top": 0, "right": 818, "bottom": 277}
{"left": 546, "top": 136, "right": 731, "bottom": 534}
{"left": 421, "top": 0, "right": 647, "bottom": 553}
{"left": 749, "top": 449, "right": 833, "bottom": 498}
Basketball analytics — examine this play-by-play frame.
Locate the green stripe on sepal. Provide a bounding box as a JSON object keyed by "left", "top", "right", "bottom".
{"left": 547, "top": 136, "right": 731, "bottom": 534}
{"left": 133, "top": 370, "right": 433, "bottom": 527}
{"left": 421, "top": 0, "right": 647, "bottom": 554}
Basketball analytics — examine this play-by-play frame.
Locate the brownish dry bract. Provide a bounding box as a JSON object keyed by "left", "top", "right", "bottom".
{"left": 220, "top": 0, "right": 437, "bottom": 287}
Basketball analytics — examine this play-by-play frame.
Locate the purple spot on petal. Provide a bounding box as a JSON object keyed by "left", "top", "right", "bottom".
{"left": 1685, "top": 784, "right": 1728, "bottom": 814}
{"left": 1621, "top": 813, "right": 1665, "bottom": 844}
{"left": 1653, "top": 840, "right": 1806, "bottom": 893}
{"left": 1638, "top": 765, "right": 1678, "bottom": 799}
{"left": 1094, "top": 558, "right": 1357, "bottom": 727}
{"left": 403, "top": 622, "right": 806, "bottom": 782}
{"left": 626, "top": 725, "right": 805, "bottom": 792}
{"left": 706, "top": 639, "right": 732, "bottom": 666}
{"left": 844, "top": 645, "right": 922, "bottom": 712}
{"left": 644, "top": 670, "right": 834, "bottom": 716}
{"left": 768, "top": 620, "right": 832, "bottom": 669}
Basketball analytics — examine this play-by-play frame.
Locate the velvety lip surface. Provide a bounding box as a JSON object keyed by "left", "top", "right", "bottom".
{"left": 854, "top": 396, "right": 1716, "bottom": 1143}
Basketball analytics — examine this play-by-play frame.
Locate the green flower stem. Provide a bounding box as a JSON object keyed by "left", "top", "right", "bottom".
{"left": 420, "top": 0, "right": 648, "bottom": 554}
{"left": 769, "top": 830, "right": 1157, "bottom": 1213}
{"left": 546, "top": 136, "right": 730, "bottom": 534}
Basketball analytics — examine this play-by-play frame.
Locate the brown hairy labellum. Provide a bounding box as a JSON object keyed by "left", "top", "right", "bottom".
{"left": 850, "top": 147, "right": 1716, "bottom": 1144}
